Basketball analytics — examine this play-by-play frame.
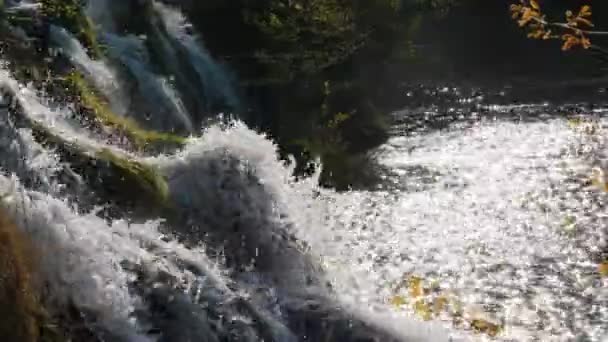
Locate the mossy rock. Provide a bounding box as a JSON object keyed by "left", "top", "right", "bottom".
{"left": 1, "top": 88, "right": 172, "bottom": 214}
{"left": 95, "top": 148, "right": 170, "bottom": 209}
{"left": 29, "top": 120, "right": 172, "bottom": 213}
{"left": 63, "top": 71, "right": 188, "bottom": 152}
{"left": 39, "top": 0, "right": 102, "bottom": 58}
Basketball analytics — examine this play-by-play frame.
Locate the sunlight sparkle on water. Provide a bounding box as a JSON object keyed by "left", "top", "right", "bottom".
{"left": 294, "top": 116, "right": 608, "bottom": 341}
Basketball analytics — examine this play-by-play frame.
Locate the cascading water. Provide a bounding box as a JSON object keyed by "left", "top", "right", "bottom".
{"left": 0, "top": 69, "right": 445, "bottom": 341}
{"left": 48, "top": 25, "right": 128, "bottom": 115}
{"left": 0, "top": 1, "right": 606, "bottom": 341}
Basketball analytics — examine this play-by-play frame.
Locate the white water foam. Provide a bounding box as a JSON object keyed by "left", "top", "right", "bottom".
{"left": 154, "top": 2, "right": 240, "bottom": 111}
{"left": 146, "top": 121, "right": 453, "bottom": 341}
{"left": 0, "top": 69, "right": 141, "bottom": 158}
{"left": 100, "top": 32, "right": 194, "bottom": 133}
{"left": 48, "top": 25, "right": 128, "bottom": 115}
{"left": 0, "top": 174, "right": 153, "bottom": 341}
{"left": 292, "top": 118, "right": 608, "bottom": 341}
{"left": 0, "top": 171, "right": 244, "bottom": 341}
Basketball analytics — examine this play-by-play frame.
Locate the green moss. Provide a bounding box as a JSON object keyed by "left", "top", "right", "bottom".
{"left": 65, "top": 71, "right": 187, "bottom": 151}
{"left": 95, "top": 148, "right": 170, "bottom": 207}
{"left": 39, "top": 0, "right": 102, "bottom": 58}
{"left": 27, "top": 119, "right": 172, "bottom": 212}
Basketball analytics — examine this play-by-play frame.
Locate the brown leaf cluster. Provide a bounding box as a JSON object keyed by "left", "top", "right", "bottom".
{"left": 510, "top": 1, "right": 594, "bottom": 51}
{"left": 390, "top": 275, "right": 503, "bottom": 337}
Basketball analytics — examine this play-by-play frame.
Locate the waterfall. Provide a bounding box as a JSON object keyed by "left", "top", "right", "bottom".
{"left": 100, "top": 32, "right": 194, "bottom": 133}
{"left": 1, "top": 1, "right": 605, "bottom": 341}
{"left": 85, "top": 0, "right": 240, "bottom": 130}
{"left": 48, "top": 25, "right": 128, "bottom": 116}
{"left": 153, "top": 2, "right": 240, "bottom": 113}
{"left": 0, "top": 61, "right": 444, "bottom": 340}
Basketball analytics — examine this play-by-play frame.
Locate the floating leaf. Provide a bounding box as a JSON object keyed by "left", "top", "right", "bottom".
{"left": 568, "top": 117, "right": 582, "bottom": 127}
{"left": 510, "top": 4, "right": 523, "bottom": 12}
{"left": 599, "top": 262, "right": 608, "bottom": 277}
{"left": 434, "top": 296, "right": 448, "bottom": 313}
{"left": 390, "top": 295, "right": 407, "bottom": 307}
{"left": 529, "top": 0, "right": 539, "bottom": 10}
{"left": 471, "top": 319, "right": 502, "bottom": 337}
{"left": 590, "top": 168, "right": 608, "bottom": 192}
{"left": 562, "top": 216, "right": 577, "bottom": 235}
{"left": 414, "top": 300, "right": 433, "bottom": 321}
{"left": 409, "top": 276, "right": 424, "bottom": 298}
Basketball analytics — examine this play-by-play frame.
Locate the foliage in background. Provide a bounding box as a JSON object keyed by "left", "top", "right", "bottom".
{"left": 180, "top": 0, "right": 456, "bottom": 188}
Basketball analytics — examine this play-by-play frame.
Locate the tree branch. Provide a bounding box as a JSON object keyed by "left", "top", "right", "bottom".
{"left": 532, "top": 17, "right": 608, "bottom": 36}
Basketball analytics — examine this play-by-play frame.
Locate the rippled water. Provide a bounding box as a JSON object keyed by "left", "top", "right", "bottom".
{"left": 293, "top": 106, "right": 608, "bottom": 341}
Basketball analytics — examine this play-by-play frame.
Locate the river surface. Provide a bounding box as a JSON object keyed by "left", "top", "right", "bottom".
{"left": 297, "top": 96, "right": 608, "bottom": 341}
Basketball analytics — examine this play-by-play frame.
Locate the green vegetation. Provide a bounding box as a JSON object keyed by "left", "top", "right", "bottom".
{"left": 0, "top": 0, "right": 178, "bottom": 218}
{"left": 2, "top": 0, "right": 456, "bottom": 189}
{"left": 95, "top": 148, "right": 170, "bottom": 208}
{"left": 21, "top": 114, "right": 172, "bottom": 214}
{"left": 64, "top": 71, "right": 188, "bottom": 151}
{"left": 179, "top": 0, "right": 454, "bottom": 188}
{"left": 39, "top": 0, "right": 102, "bottom": 58}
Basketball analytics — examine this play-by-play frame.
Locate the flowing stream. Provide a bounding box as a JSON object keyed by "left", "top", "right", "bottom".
{"left": 0, "top": 1, "right": 606, "bottom": 341}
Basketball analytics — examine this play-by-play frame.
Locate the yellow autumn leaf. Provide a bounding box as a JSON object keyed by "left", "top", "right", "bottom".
{"left": 561, "top": 34, "right": 579, "bottom": 51}
{"left": 471, "top": 319, "right": 502, "bottom": 337}
{"left": 434, "top": 296, "right": 449, "bottom": 313}
{"left": 590, "top": 177, "right": 603, "bottom": 190}
{"left": 566, "top": 10, "right": 574, "bottom": 19}
{"left": 414, "top": 300, "right": 433, "bottom": 321}
{"left": 599, "top": 262, "right": 608, "bottom": 277}
{"left": 528, "top": 28, "right": 545, "bottom": 39}
{"left": 510, "top": 4, "right": 522, "bottom": 12}
{"left": 568, "top": 117, "right": 582, "bottom": 127}
{"left": 579, "top": 5, "right": 592, "bottom": 17}
{"left": 581, "top": 36, "right": 592, "bottom": 49}
{"left": 529, "top": 0, "right": 540, "bottom": 10}
{"left": 590, "top": 168, "right": 608, "bottom": 192}
{"left": 518, "top": 7, "right": 539, "bottom": 27}
{"left": 390, "top": 295, "right": 407, "bottom": 307}
{"left": 409, "top": 276, "right": 424, "bottom": 298}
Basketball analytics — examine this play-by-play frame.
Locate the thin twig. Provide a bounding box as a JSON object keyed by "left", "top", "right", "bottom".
{"left": 531, "top": 17, "right": 608, "bottom": 36}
